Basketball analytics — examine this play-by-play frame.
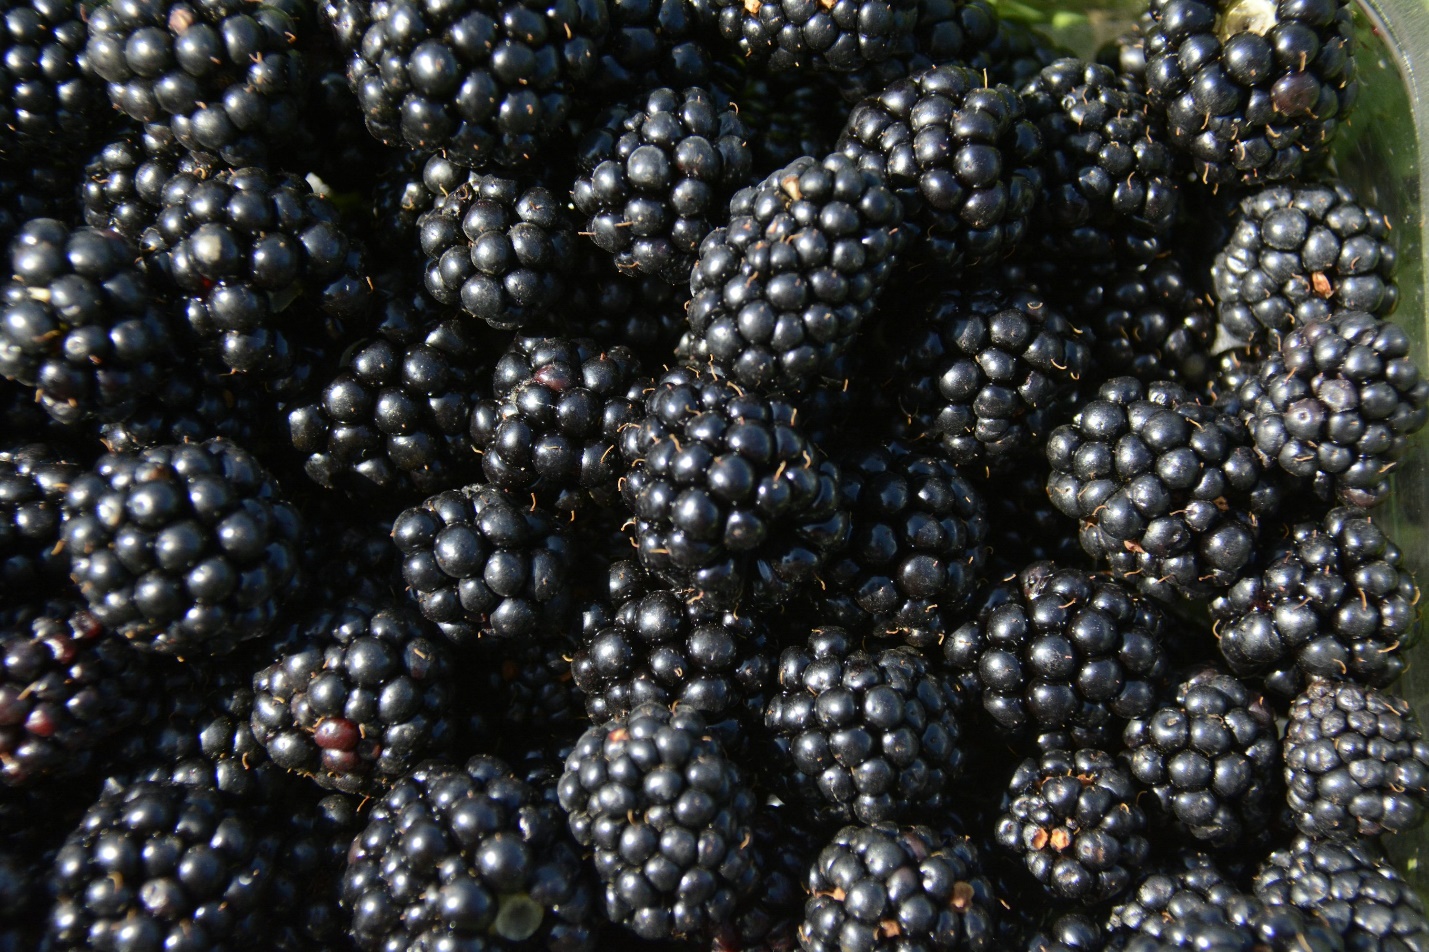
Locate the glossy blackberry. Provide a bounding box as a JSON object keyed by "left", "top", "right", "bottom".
{"left": 801, "top": 823, "right": 997, "bottom": 952}
{"left": 0, "top": 442, "right": 82, "bottom": 596}
{"left": 592, "top": 0, "right": 711, "bottom": 96}
{"left": 343, "top": 754, "right": 597, "bottom": 950}
{"left": 1067, "top": 252, "right": 1216, "bottom": 387}
{"left": 1125, "top": 668, "right": 1280, "bottom": 849}
{"left": 876, "top": 285, "right": 1092, "bottom": 470}
{"left": 1255, "top": 836, "right": 1429, "bottom": 952}
{"left": 47, "top": 777, "right": 283, "bottom": 950}
{"left": 619, "top": 364, "right": 850, "bottom": 610}
{"left": 1243, "top": 311, "right": 1429, "bottom": 508}
{"left": 1046, "top": 377, "right": 1282, "bottom": 601}
{"left": 84, "top": 0, "right": 309, "bottom": 165}
{"left": 0, "top": 219, "right": 173, "bottom": 424}
{"left": 251, "top": 600, "right": 455, "bottom": 795}
{"left": 574, "top": 86, "right": 751, "bottom": 285}
{"left": 0, "top": 0, "right": 107, "bottom": 159}
{"left": 391, "top": 482, "right": 573, "bottom": 646}
{"left": 0, "top": 601, "right": 156, "bottom": 788}
{"left": 1209, "top": 507, "right": 1418, "bottom": 695}
{"left": 558, "top": 702, "right": 758, "bottom": 941}
{"left": 818, "top": 443, "right": 988, "bottom": 647}
{"left": 1213, "top": 184, "right": 1397, "bottom": 347}
{"left": 1282, "top": 679, "right": 1429, "bottom": 839}
{"left": 1118, "top": 907, "right": 1346, "bottom": 952}
{"left": 60, "top": 439, "right": 304, "bottom": 656}
{"left": 1026, "top": 913, "right": 1105, "bottom": 952}
{"left": 344, "top": 0, "right": 608, "bottom": 168}
{"left": 287, "top": 278, "right": 490, "bottom": 501}
{"left": 944, "top": 561, "right": 1168, "bottom": 745}
{"left": 79, "top": 128, "right": 214, "bottom": 242}
{"left": 839, "top": 64, "right": 1042, "bottom": 272}
{"left": 1020, "top": 58, "right": 1180, "bottom": 264}
{"left": 831, "top": 0, "right": 1000, "bottom": 103}
{"left": 1106, "top": 852, "right": 1255, "bottom": 943}
{"left": 418, "top": 173, "right": 574, "bottom": 330}
{"left": 469, "top": 335, "right": 646, "bottom": 512}
{"left": 704, "top": 0, "right": 916, "bottom": 72}
{"left": 685, "top": 152, "right": 905, "bottom": 393}
{"left": 146, "top": 165, "right": 372, "bottom": 382}
{"left": 1142, "top": 0, "right": 1357, "bottom": 185}
{"left": 763, "top": 627, "right": 963, "bottom": 825}
{"left": 98, "top": 362, "right": 276, "bottom": 457}
{"left": 0, "top": 157, "right": 75, "bottom": 253}
{"left": 996, "top": 747, "right": 1148, "bottom": 904}
{"left": 572, "top": 559, "right": 773, "bottom": 728}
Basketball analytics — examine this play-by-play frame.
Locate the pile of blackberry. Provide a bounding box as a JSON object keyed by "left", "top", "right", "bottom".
{"left": 8, "top": 0, "right": 1429, "bottom": 949}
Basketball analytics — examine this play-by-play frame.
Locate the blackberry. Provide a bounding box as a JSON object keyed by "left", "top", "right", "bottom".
{"left": 469, "top": 335, "right": 646, "bottom": 512}
{"left": 390, "top": 482, "right": 573, "bottom": 646}
{"left": 0, "top": 219, "right": 174, "bottom": 424}
{"left": 1026, "top": 913, "right": 1105, "bottom": 952}
{"left": 1209, "top": 507, "right": 1419, "bottom": 695}
{"left": 418, "top": 173, "right": 575, "bottom": 330}
{"left": 1282, "top": 679, "right": 1429, "bottom": 839}
{"left": 342, "top": 754, "right": 598, "bottom": 950}
{"left": 685, "top": 152, "right": 905, "bottom": 393}
{"left": 702, "top": 0, "right": 916, "bottom": 73}
{"left": 830, "top": 0, "right": 1000, "bottom": 103}
{"left": 0, "top": 0, "right": 107, "bottom": 159}
{"left": 1046, "top": 377, "right": 1282, "bottom": 601}
{"left": 98, "top": 363, "right": 277, "bottom": 456}
{"left": 0, "top": 157, "right": 76, "bottom": 254}
{"left": 1255, "top": 835, "right": 1429, "bottom": 951}
{"left": 146, "top": 165, "right": 372, "bottom": 382}
{"left": 557, "top": 702, "right": 758, "bottom": 941}
{"left": 1142, "top": 0, "right": 1357, "bottom": 185}
{"left": 574, "top": 86, "right": 751, "bottom": 284}
{"left": 839, "top": 64, "right": 1042, "bottom": 272}
{"left": 47, "top": 777, "right": 283, "bottom": 950}
{"left": 618, "top": 364, "right": 850, "bottom": 610}
{"left": 1067, "top": 252, "right": 1216, "bottom": 387}
{"left": 1212, "top": 184, "right": 1398, "bottom": 346}
{"left": 1238, "top": 310, "right": 1429, "bottom": 509}
{"left": 944, "top": 561, "right": 1169, "bottom": 746}
{"left": 873, "top": 285, "right": 1093, "bottom": 470}
{"left": 592, "top": 0, "right": 711, "bottom": 96}
{"left": 1122, "top": 666, "right": 1281, "bottom": 848}
{"left": 84, "top": 0, "right": 309, "bottom": 165}
{"left": 343, "top": 0, "right": 609, "bottom": 168}
{"left": 763, "top": 627, "right": 964, "bottom": 824}
{"left": 79, "top": 128, "right": 214, "bottom": 242}
{"left": 251, "top": 600, "right": 456, "bottom": 795}
{"left": 0, "top": 602, "right": 156, "bottom": 788}
{"left": 0, "top": 442, "right": 82, "bottom": 596}
{"left": 1106, "top": 852, "right": 1254, "bottom": 943}
{"left": 800, "top": 823, "right": 997, "bottom": 952}
{"left": 572, "top": 559, "right": 774, "bottom": 728}
{"left": 818, "top": 442, "right": 989, "bottom": 647}
{"left": 60, "top": 439, "right": 304, "bottom": 656}
{"left": 1119, "top": 908, "right": 1346, "bottom": 952}
{"left": 1019, "top": 58, "right": 1180, "bottom": 264}
{"left": 995, "top": 747, "right": 1149, "bottom": 903}
{"left": 286, "top": 277, "right": 490, "bottom": 501}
